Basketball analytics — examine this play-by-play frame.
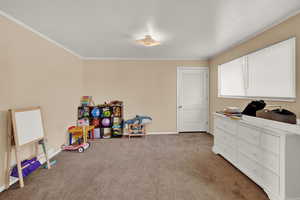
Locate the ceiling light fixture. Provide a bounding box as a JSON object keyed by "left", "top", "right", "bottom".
{"left": 136, "top": 35, "right": 160, "bottom": 47}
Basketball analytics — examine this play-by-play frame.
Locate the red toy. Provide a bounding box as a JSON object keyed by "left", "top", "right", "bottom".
{"left": 62, "top": 126, "right": 94, "bottom": 153}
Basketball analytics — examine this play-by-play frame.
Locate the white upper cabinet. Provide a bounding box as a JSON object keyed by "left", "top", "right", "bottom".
{"left": 218, "top": 37, "right": 296, "bottom": 101}
{"left": 218, "top": 57, "right": 246, "bottom": 97}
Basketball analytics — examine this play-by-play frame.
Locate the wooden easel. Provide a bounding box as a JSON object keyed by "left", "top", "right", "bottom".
{"left": 5, "top": 107, "right": 51, "bottom": 189}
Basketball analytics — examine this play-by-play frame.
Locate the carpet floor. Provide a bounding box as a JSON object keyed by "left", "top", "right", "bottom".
{"left": 1, "top": 133, "right": 268, "bottom": 200}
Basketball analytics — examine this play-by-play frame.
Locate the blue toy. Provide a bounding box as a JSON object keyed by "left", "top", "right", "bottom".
{"left": 112, "top": 124, "right": 121, "bottom": 128}
{"left": 91, "top": 107, "right": 101, "bottom": 118}
{"left": 124, "top": 115, "right": 152, "bottom": 125}
{"left": 11, "top": 158, "right": 41, "bottom": 178}
{"left": 125, "top": 115, "right": 152, "bottom": 137}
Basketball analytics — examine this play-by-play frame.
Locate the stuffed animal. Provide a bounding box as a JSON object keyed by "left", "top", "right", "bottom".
{"left": 124, "top": 115, "right": 152, "bottom": 125}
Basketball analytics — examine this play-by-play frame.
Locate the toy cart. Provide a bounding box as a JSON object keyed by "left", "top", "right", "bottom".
{"left": 62, "top": 126, "right": 94, "bottom": 153}
{"left": 127, "top": 124, "right": 146, "bottom": 139}
{"left": 125, "top": 115, "right": 152, "bottom": 139}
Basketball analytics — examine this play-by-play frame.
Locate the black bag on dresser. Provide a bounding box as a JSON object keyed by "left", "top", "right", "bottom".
{"left": 242, "top": 100, "right": 266, "bottom": 117}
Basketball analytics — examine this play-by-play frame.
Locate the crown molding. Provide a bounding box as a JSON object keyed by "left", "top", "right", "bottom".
{"left": 0, "top": 9, "right": 83, "bottom": 59}
{"left": 81, "top": 57, "right": 208, "bottom": 61}
{"left": 209, "top": 8, "right": 300, "bottom": 60}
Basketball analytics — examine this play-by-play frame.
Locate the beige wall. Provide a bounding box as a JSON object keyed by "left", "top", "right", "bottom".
{"left": 0, "top": 15, "right": 83, "bottom": 187}
{"left": 209, "top": 13, "right": 300, "bottom": 132}
{"left": 83, "top": 60, "right": 208, "bottom": 132}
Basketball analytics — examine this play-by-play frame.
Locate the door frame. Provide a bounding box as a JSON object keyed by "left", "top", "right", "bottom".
{"left": 176, "top": 66, "right": 209, "bottom": 133}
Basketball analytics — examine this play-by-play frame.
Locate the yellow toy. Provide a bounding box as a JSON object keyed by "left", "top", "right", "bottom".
{"left": 62, "top": 125, "right": 94, "bottom": 153}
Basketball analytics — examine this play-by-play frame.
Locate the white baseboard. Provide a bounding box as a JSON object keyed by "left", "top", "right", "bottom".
{"left": 147, "top": 132, "right": 178, "bottom": 135}
{"left": 0, "top": 148, "right": 62, "bottom": 193}
{"left": 123, "top": 131, "right": 178, "bottom": 136}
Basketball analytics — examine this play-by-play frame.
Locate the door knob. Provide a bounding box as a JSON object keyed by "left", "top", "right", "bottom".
{"left": 178, "top": 106, "right": 183, "bottom": 109}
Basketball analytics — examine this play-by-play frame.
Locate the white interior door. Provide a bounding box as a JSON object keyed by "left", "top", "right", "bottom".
{"left": 177, "top": 67, "right": 208, "bottom": 132}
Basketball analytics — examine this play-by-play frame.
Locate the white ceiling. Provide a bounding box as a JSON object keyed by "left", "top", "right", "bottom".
{"left": 1, "top": 0, "right": 300, "bottom": 60}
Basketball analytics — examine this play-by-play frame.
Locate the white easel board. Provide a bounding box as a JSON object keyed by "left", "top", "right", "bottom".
{"left": 13, "top": 109, "right": 44, "bottom": 146}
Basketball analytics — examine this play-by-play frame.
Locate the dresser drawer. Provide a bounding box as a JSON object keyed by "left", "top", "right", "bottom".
{"left": 237, "top": 152, "right": 261, "bottom": 184}
{"left": 215, "top": 128, "right": 236, "bottom": 147}
{"left": 259, "top": 166, "right": 280, "bottom": 195}
{"left": 260, "top": 131, "right": 280, "bottom": 155}
{"left": 221, "top": 143, "right": 237, "bottom": 164}
{"left": 238, "top": 139, "right": 259, "bottom": 162}
{"left": 238, "top": 139, "right": 279, "bottom": 175}
{"left": 215, "top": 117, "right": 237, "bottom": 135}
{"left": 259, "top": 149, "right": 279, "bottom": 175}
{"left": 238, "top": 124, "right": 261, "bottom": 146}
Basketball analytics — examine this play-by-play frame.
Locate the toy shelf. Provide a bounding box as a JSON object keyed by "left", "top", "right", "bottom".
{"left": 77, "top": 101, "right": 124, "bottom": 139}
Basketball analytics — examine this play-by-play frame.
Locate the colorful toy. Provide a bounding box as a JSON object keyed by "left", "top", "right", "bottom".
{"left": 92, "top": 118, "right": 100, "bottom": 127}
{"left": 83, "top": 106, "right": 90, "bottom": 118}
{"left": 112, "top": 124, "right": 121, "bottom": 128}
{"left": 124, "top": 115, "right": 152, "bottom": 126}
{"left": 80, "top": 96, "right": 94, "bottom": 106}
{"left": 62, "top": 126, "right": 94, "bottom": 153}
{"left": 102, "top": 118, "right": 111, "bottom": 127}
{"left": 101, "top": 106, "right": 111, "bottom": 117}
{"left": 112, "top": 117, "right": 122, "bottom": 128}
{"left": 78, "top": 106, "right": 90, "bottom": 119}
{"left": 77, "top": 118, "right": 90, "bottom": 126}
{"left": 113, "top": 106, "right": 121, "bottom": 117}
{"left": 11, "top": 157, "right": 41, "bottom": 178}
{"left": 125, "top": 115, "right": 152, "bottom": 139}
{"left": 112, "top": 128, "right": 122, "bottom": 136}
{"left": 91, "top": 107, "right": 101, "bottom": 118}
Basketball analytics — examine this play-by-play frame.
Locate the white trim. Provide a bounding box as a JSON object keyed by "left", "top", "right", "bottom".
{"left": 177, "top": 66, "right": 209, "bottom": 133}
{"left": 82, "top": 57, "right": 207, "bottom": 61}
{"left": 209, "top": 8, "right": 300, "bottom": 59}
{"left": 123, "top": 131, "right": 178, "bottom": 135}
{"left": 147, "top": 132, "right": 178, "bottom": 135}
{"left": 0, "top": 148, "right": 61, "bottom": 193}
{"left": 218, "top": 95, "right": 296, "bottom": 102}
{"left": 0, "top": 10, "right": 82, "bottom": 59}
{"left": 177, "top": 66, "right": 209, "bottom": 70}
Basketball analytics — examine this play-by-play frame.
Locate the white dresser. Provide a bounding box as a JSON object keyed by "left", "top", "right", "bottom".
{"left": 213, "top": 113, "right": 300, "bottom": 200}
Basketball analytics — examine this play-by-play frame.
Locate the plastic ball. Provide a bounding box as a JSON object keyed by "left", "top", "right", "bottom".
{"left": 102, "top": 118, "right": 110, "bottom": 126}
{"left": 103, "top": 110, "right": 111, "bottom": 117}
{"left": 91, "top": 107, "right": 100, "bottom": 117}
